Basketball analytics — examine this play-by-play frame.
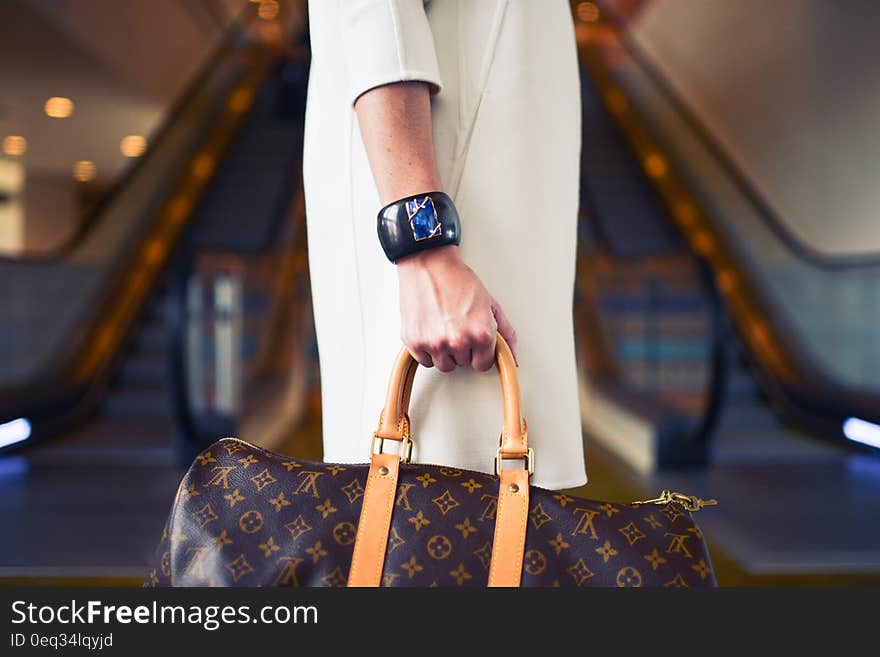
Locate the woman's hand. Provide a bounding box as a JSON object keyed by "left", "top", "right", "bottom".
{"left": 397, "top": 244, "right": 517, "bottom": 372}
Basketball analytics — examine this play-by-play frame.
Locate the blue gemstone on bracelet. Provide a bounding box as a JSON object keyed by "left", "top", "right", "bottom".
{"left": 406, "top": 196, "right": 442, "bottom": 241}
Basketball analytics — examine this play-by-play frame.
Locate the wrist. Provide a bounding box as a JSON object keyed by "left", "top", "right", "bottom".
{"left": 396, "top": 244, "right": 462, "bottom": 272}
{"left": 379, "top": 179, "right": 444, "bottom": 208}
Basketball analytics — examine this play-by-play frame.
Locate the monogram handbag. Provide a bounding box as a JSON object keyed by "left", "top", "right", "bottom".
{"left": 146, "top": 336, "right": 717, "bottom": 587}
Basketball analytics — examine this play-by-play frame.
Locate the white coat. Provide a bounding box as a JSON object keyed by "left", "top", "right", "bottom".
{"left": 303, "top": 0, "right": 586, "bottom": 489}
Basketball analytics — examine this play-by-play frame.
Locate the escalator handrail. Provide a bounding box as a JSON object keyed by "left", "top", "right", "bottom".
{"left": 690, "top": 256, "right": 728, "bottom": 446}
{"left": 598, "top": 2, "right": 880, "bottom": 271}
{"left": 0, "top": 4, "right": 253, "bottom": 264}
{"left": 166, "top": 252, "right": 201, "bottom": 451}
{"left": 167, "top": 58, "right": 311, "bottom": 454}
{"left": 581, "top": 188, "right": 728, "bottom": 449}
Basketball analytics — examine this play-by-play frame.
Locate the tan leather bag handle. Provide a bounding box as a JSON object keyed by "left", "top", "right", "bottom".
{"left": 350, "top": 333, "right": 531, "bottom": 587}
{"left": 373, "top": 334, "right": 528, "bottom": 458}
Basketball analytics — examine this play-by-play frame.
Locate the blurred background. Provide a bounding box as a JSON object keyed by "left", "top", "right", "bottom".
{"left": 1, "top": 0, "right": 878, "bottom": 586}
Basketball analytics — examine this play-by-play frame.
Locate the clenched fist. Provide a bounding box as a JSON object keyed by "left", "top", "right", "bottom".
{"left": 397, "top": 244, "right": 518, "bottom": 372}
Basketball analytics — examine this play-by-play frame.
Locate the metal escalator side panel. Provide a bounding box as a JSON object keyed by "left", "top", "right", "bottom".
{"left": 0, "top": 38, "right": 281, "bottom": 449}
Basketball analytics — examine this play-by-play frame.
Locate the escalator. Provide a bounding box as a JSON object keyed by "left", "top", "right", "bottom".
{"left": 0, "top": 6, "right": 315, "bottom": 582}
{"left": 581, "top": 8, "right": 880, "bottom": 443}
{"left": 573, "top": 10, "right": 880, "bottom": 581}
{"left": 0, "top": 8, "right": 277, "bottom": 451}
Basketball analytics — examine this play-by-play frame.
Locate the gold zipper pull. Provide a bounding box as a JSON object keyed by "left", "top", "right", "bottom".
{"left": 630, "top": 490, "right": 674, "bottom": 507}
{"left": 630, "top": 490, "right": 717, "bottom": 513}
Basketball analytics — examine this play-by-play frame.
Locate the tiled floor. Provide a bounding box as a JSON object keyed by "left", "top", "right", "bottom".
{"left": 574, "top": 418, "right": 880, "bottom": 586}
{"left": 0, "top": 402, "right": 324, "bottom": 585}
{"left": 3, "top": 388, "right": 880, "bottom": 586}
{"left": 0, "top": 418, "right": 181, "bottom": 583}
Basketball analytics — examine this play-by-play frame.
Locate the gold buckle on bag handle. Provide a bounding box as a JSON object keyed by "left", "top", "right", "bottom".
{"left": 371, "top": 434, "right": 414, "bottom": 463}
{"left": 494, "top": 447, "right": 535, "bottom": 476}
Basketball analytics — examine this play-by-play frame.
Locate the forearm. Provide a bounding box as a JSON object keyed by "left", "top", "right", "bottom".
{"left": 354, "top": 82, "right": 518, "bottom": 368}
{"left": 354, "top": 81, "right": 443, "bottom": 206}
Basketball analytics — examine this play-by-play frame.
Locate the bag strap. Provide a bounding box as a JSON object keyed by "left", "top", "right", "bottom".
{"left": 347, "top": 335, "right": 531, "bottom": 587}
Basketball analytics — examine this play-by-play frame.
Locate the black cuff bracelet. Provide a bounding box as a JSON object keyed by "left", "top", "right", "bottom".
{"left": 377, "top": 191, "right": 461, "bottom": 263}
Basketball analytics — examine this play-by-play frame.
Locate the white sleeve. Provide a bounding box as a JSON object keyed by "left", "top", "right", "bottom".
{"left": 337, "top": 0, "right": 443, "bottom": 105}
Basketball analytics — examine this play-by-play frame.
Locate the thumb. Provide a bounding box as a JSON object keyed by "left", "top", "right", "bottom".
{"left": 491, "top": 299, "right": 518, "bottom": 366}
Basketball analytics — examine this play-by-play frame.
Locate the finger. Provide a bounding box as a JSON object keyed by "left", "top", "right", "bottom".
{"left": 416, "top": 349, "right": 434, "bottom": 368}
{"left": 491, "top": 300, "right": 518, "bottom": 366}
{"left": 472, "top": 325, "right": 497, "bottom": 372}
{"left": 432, "top": 351, "right": 456, "bottom": 373}
{"left": 451, "top": 347, "right": 472, "bottom": 368}
{"left": 407, "top": 346, "right": 434, "bottom": 368}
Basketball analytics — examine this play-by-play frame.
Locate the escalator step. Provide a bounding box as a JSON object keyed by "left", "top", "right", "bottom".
{"left": 132, "top": 324, "right": 167, "bottom": 354}
{"left": 117, "top": 354, "right": 167, "bottom": 387}
{"left": 101, "top": 386, "right": 169, "bottom": 419}
{"left": 717, "top": 399, "right": 783, "bottom": 429}
{"left": 726, "top": 368, "right": 763, "bottom": 401}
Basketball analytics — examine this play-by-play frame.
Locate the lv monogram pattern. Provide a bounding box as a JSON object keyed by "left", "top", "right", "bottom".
{"left": 146, "top": 438, "right": 716, "bottom": 587}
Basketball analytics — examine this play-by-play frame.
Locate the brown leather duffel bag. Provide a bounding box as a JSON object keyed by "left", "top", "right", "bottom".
{"left": 146, "top": 336, "right": 716, "bottom": 587}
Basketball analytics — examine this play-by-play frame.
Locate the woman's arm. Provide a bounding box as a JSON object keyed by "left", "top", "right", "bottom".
{"left": 355, "top": 81, "right": 518, "bottom": 372}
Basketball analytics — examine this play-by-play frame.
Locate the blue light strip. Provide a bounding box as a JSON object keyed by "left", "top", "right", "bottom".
{"left": 843, "top": 417, "right": 880, "bottom": 449}
{"left": 0, "top": 418, "right": 31, "bottom": 449}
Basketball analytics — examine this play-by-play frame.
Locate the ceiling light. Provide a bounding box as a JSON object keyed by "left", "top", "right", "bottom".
{"left": 73, "top": 160, "right": 96, "bottom": 182}
{"left": 258, "top": 0, "right": 280, "bottom": 20}
{"left": 576, "top": 2, "right": 600, "bottom": 23}
{"left": 45, "top": 97, "right": 74, "bottom": 118}
{"left": 120, "top": 135, "right": 147, "bottom": 157}
{"left": 2, "top": 136, "right": 27, "bottom": 156}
